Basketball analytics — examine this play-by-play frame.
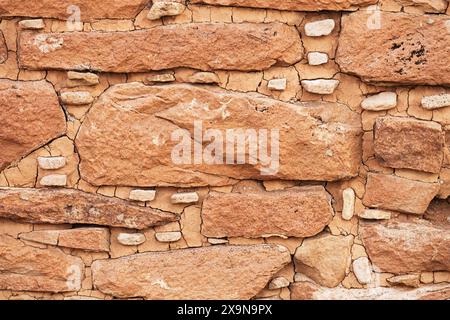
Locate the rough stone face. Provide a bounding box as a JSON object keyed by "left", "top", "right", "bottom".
{"left": 360, "top": 220, "right": 450, "bottom": 273}
{"left": 290, "top": 281, "right": 450, "bottom": 300}
{"left": 294, "top": 234, "right": 353, "bottom": 288}
{"left": 268, "top": 78, "right": 287, "bottom": 91}
{"left": 147, "top": 0, "right": 186, "bottom": 20}
{"left": 171, "top": 192, "right": 199, "bottom": 204}
{"left": 91, "top": 244, "right": 290, "bottom": 299}
{"left": 422, "top": 93, "right": 450, "bottom": 110}
{"left": 37, "top": 157, "right": 66, "bottom": 170}
{"left": 155, "top": 231, "right": 182, "bottom": 242}
{"left": 0, "top": 188, "right": 177, "bottom": 229}
{"left": 308, "top": 52, "right": 328, "bottom": 66}
{"left": 40, "top": 174, "right": 67, "bottom": 187}
{"left": 374, "top": 117, "right": 444, "bottom": 173}
{"left": 202, "top": 186, "right": 334, "bottom": 238}
{"left": 19, "top": 23, "right": 303, "bottom": 72}
{"left": 190, "top": 0, "right": 377, "bottom": 11}
{"left": 387, "top": 274, "right": 420, "bottom": 288}
{"left": 352, "top": 257, "right": 372, "bottom": 285}
{"left": 301, "top": 79, "right": 339, "bottom": 94}
{"left": 358, "top": 209, "right": 392, "bottom": 220}
{"left": 67, "top": 71, "right": 99, "bottom": 86}
{"left": 304, "top": 19, "right": 336, "bottom": 37}
{"left": 18, "top": 19, "right": 45, "bottom": 30}
{"left": 0, "top": 31, "right": 6, "bottom": 63}
{"left": 117, "top": 233, "right": 146, "bottom": 246}
{"left": 75, "top": 83, "right": 362, "bottom": 187}
{"left": 337, "top": 11, "right": 450, "bottom": 85}
{"left": 361, "top": 92, "right": 398, "bottom": 111}
{"left": 0, "top": 80, "right": 66, "bottom": 171}
{"left": 0, "top": 0, "right": 148, "bottom": 21}
{"left": 0, "top": 234, "right": 84, "bottom": 292}
{"left": 129, "top": 190, "right": 156, "bottom": 202}
{"left": 341, "top": 188, "right": 355, "bottom": 221}
{"left": 60, "top": 91, "right": 94, "bottom": 105}
{"left": 363, "top": 173, "right": 440, "bottom": 214}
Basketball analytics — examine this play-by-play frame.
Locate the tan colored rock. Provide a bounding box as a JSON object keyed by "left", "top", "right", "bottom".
{"left": 208, "top": 238, "right": 228, "bottom": 245}
{"left": 269, "top": 277, "right": 290, "bottom": 289}
{"left": 58, "top": 228, "right": 110, "bottom": 252}
{"left": 290, "top": 281, "right": 450, "bottom": 300}
{"left": 187, "top": 72, "right": 220, "bottom": 84}
{"left": 438, "top": 168, "right": 450, "bottom": 198}
{"left": 337, "top": 11, "right": 450, "bottom": 85}
{"left": 18, "top": 19, "right": 45, "bottom": 30}
{"left": 294, "top": 234, "right": 353, "bottom": 288}
{"left": 190, "top": 0, "right": 377, "bottom": 11}
{"left": 0, "top": 31, "right": 6, "bottom": 64}
{"left": 387, "top": 274, "right": 421, "bottom": 288}
{"left": 40, "top": 174, "right": 67, "bottom": 187}
{"left": 353, "top": 257, "right": 372, "bottom": 285}
{"left": 117, "top": 233, "right": 146, "bottom": 246}
{"left": 361, "top": 92, "right": 398, "bottom": 111}
{"left": 170, "top": 192, "right": 199, "bottom": 204}
{"left": 19, "top": 23, "right": 303, "bottom": 72}
{"left": 155, "top": 231, "right": 182, "bottom": 242}
{"left": 360, "top": 220, "right": 450, "bottom": 273}
{"left": 148, "top": 0, "right": 186, "bottom": 20}
{"left": 307, "top": 52, "right": 328, "bottom": 66}
{"left": 75, "top": 83, "right": 362, "bottom": 187}
{"left": 358, "top": 209, "right": 392, "bottom": 220}
{"left": 342, "top": 188, "right": 355, "bottom": 221}
{"left": 60, "top": 91, "right": 94, "bottom": 105}
{"left": 422, "top": 93, "right": 450, "bottom": 110}
{"left": 202, "top": 187, "right": 333, "bottom": 238}
{"left": 0, "top": 188, "right": 177, "bottom": 229}
{"left": 0, "top": 0, "right": 148, "bottom": 21}
{"left": 394, "top": 0, "right": 448, "bottom": 13}
{"left": 268, "top": 78, "right": 287, "bottom": 91}
{"left": 19, "top": 230, "right": 60, "bottom": 245}
{"left": 129, "top": 190, "right": 156, "bottom": 202}
{"left": 0, "top": 234, "right": 84, "bottom": 292}
{"left": 144, "top": 73, "right": 176, "bottom": 84}
{"left": 374, "top": 117, "right": 444, "bottom": 173}
{"left": 301, "top": 79, "right": 339, "bottom": 94}
{"left": 180, "top": 206, "right": 203, "bottom": 247}
{"left": 67, "top": 71, "right": 99, "bottom": 86}
{"left": 363, "top": 173, "right": 440, "bottom": 214}
{"left": 424, "top": 200, "right": 450, "bottom": 228}
{"left": 91, "top": 244, "right": 290, "bottom": 299}
{"left": 434, "top": 272, "right": 450, "bottom": 283}
{"left": 304, "top": 19, "right": 336, "bottom": 37}
{"left": 37, "top": 156, "right": 66, "bottom": 170}
{"left": 0, "top": 80, "right": 66, "bottom": 171}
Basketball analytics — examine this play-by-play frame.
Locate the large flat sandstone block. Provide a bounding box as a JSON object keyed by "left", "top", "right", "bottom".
{"left": 362, "top": 173, "right": 440, "bottom": 214}
{"left": 0, "top": 80, "right": 66, "bottom": 171}
{"left": 19, "top": 23, "right": 303, "bottom": 72}
{"left": 360, "top": 220, "right": 450, "bottom": 273}
{"left": 75, "top": 83, "right": 362, "bottom": 187}
{"left": 190, "top": 0, "right": 377, "bottom": 11}
{"left": 374, "top": 117, "right": 444, "bottom": 173}
{"left": 202, "top": 186, "right": 334, "bottom": 238}
{"left": 91, "top": 244, "right": 291, "bottom": 299}
{"left": 337, "top": 11, "right": 450, "bottom": 85}
{"left": 0, "top": 0, "right": 148, "bottom": 21}
{"left": 0, "top": 188, "right": 177, "bottom": 229}
{"left": 0, "top": 234, "right": 84, "bottom": 292}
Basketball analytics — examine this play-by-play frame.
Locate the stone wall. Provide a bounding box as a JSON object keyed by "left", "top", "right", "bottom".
{"left": 0, "top": 0, "right": 449, "bottom": 300}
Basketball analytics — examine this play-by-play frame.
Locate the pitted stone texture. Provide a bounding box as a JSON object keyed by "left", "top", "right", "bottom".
{"left": 294, "top": 234, "right": 353, "bottom": 288}
{"left": 202, "top": 186, "right": 333, "bottom": 238}
{"left": 363, "top": 173, "right": 440, "bottom": 214}
{"left": 75, "top": 83, "right": 362, "bottom": 187}
{"left": 0, "top": 0, "right": 148, "bottom": 21}
{"left": 19, "top": 23, "right": 303, "bottom": 72}
{"left": 290, "top": 281, "right": 450, "bottom": 300}
{"left": 360, "top": 220, "right": 450, "bottom": 273}
{"left": 422, "top": 94, "right": 450, "bottom": 110}
{"left": 190, "top": 0, "right": 377, "bottom": 11}
{"left": 374, "top": 117, "right": 444, "bottom": 173}
{"left": 0, "top": 188, "right": 177, "bottom": 229}
{"left": 91, "top": 244, "right": 290, "bottom": 299}
{"left": 0, "top": 234, "right": 84, "bottom": 292}
{"left": 337, "top": 12, "right": 450, "bottom": 85}
{"left": 0, "top": 80, "right": 66, "bottom": 171}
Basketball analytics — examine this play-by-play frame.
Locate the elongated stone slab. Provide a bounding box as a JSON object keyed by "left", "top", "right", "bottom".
{"left": 202, "top": 186, "right": 333, "bottom": 238}
{"left": 374, "top": 117, "right": 444, "bottom": 173}
{"left": 91, "top": 244, "right": 290, "bottom": 299}
{"left": 360, "top": 220, "right": 450, "bottom": 273}
{"left": 337, "top": 12, "right": 450, "bottom": 85}
{"left": 0, "top": 188, "right": 177, "bottom": 229}
{"left": 0, "top": 80, "right": 66, "bottom": 171}
{"left": 0, "top": 31, "right": 6, "bottom": 63}
{"left": 75, "top": 83, "right": 362, "bottom": 187}
{"left": 291, "top": 281, "right": 450, "bottom": 300}
{"left": 190, "top": 0, "right": 377, "bottom": 11}
{"left": 0, "top": 0, "right": 148, "bottom": 21}
{"left": 19, "top": 23, "right": 303, "bottom": 72}
{"left": 363, "top": 173, "right": 440, "bottom": 214}
{"left": 0, "top": 234, "right": 84, "bottom": 292}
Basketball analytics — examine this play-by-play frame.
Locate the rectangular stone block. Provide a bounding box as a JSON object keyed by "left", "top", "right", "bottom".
{"left": 19, "top": 23, "right": 303, "bottom": 72}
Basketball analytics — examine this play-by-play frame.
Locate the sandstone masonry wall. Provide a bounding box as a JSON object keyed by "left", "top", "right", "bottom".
{"left": 0, "top": 0, "right": 449, "bottom": 300}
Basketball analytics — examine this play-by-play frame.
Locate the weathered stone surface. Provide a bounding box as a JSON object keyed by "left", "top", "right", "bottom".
{"left": 0, "top": 234, "right": 84, "bottom": 292}
{"left": 148, "top": 0, "right": 186, "bottom": 20}
{"left": 301, "top": 79, "right": 339, "bottom": 94}
{"left": 352, "top": 257, "right": 372, "bottom": 285}
{"left": 360, "top": 220, "right": 450, "bottom": 273}
{"left": 171, "top": 192, "right": 199, "bottom": 204}
{"left": 308, "top": 52, "right": 328, "bottom": 66}
{"left": 422, "top": 93, "right": 450, "bottom": 110}
{"left": 19, "top": 228, "right": 110, "bottom": 252}
{"left": 19, "top": 23, "right": 303, "bottom": 72}
{"left": 337, "top": 12, "right": 450, "bottom": 85}
{"left": 0, "top": 0, "right": 148, "bottom": 21}
{"left": 18, "top": 19, "right": 45, "bottom": 30}
{"left": 67, "top": 71, "right": 99, "bottom": 86}
{"left": 190, "top": 0, "right": 377, "bottom": 11}
{"left": 425, "top": 200, "right": 450, "bottom": 227}
{"left": 202, "top": 186, "right": 334, "bottom": 238}
{"left": 290, "top": 281, "right": 450, "bottom": 300}
{"left": 129, "top": 190, "right": 156, "bottom": 202}
{"left": 304, "top": 19, "right": 336, "bottom": 37}
{"left": 363, "top": 173, "right": 440, "bottom": 214}
{"left": 117, "top": 233, "right": 146, "bottom": 246}
{"left": 37, "top": 157, "right": 66, "bottom": 170}
{"left": 358, "top": 209, "right": 392, "bottom": 220}
{"left": 387, "top": 274, "right": 420, "bottom": 288}
{"left": 0, "top": 31, "right": 6, "bottom": 63}
{"left": 75, "top": 83, "right": 362, "bottom": 187}
{"left": 60, "top": 91, "right": 94, "bottom": 105}
{"left": 395, "top": 0, "right": 449, "bottom": 13}
{"left": 374, "top": 117, "right": 444, "bottom": 173}
{"left": 0, "top": 188, "right": 177, "bottom": 229}
{"left": 294, "top": 234, "right": 353, "bottom": 288}
{"left": 0, "top": 80, "right": 66, "bottom": 171}
{"left": 40, "top": 174, "right": 67, "bottom": 187}
{"left": 268, "top": 78, "right": 287, "bottom": 91}
{"left": 155, "top": 231, "right": 182, "bottom": 242}
{"left": 91, "top": 244, "right": 290, "bottom": 299}
{"left": 342, "top": 188, "right": 355, "bottom": 221}
{"left": 361, "top": 92, "right": 397, "bottom": 111}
